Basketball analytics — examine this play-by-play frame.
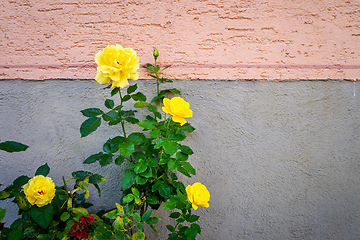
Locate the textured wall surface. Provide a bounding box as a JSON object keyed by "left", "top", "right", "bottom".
{"left": 1, "top": 80, "right": 359, "bottom": 239}
{"left": 1, "top": 0, "right": 360, "bottom": 80}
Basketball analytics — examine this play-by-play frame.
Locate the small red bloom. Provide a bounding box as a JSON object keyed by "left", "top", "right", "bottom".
{"left": 69, "top": 215, "right": 95, "bottom": 239}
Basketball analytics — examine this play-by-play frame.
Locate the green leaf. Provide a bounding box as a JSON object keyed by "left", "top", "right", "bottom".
{"left": 170, "top": 172, "right": 178, "bottom": 180}
{"left": 163, "top": 141, "right": 179, "bottom": 156}
{"left": 115, "top": 155, "right": 125, "bottom": 166}
{"left": 176, "top": 188, "right": 187, "bottom": 202}
{"left": 81, "top": 108, "right": 104, "bottom": 117}
{"left": 177, "top": 166, "right": 191, "bottom": 177}
{"left": 122, "top": 94, "right": 131, "bottom": 102}
{"left": 149, "top": 129, "right": 161, "bottom": 139}
{"left": 154, "top": 137, "right": 166, "bottom": 149}
{"left": 137, "top": 222, "right": 144, "bottom": 232}
{"left": 188, "top": 215, "right": 200, "bottom": 223}
{"left": 135, "top": 175, "right": 147, "bottom": 185}
{"left": 151, "top": 90, "right": 167, "bottom": 103}
{"left": 159, "top": 156, "right": 170, "bottom": 165}
{"left": 131, "top": 92, "right": 147, "bottom": 101}
{"left": 8, "top": 229, "right": 23, "bottom": 240}
{"left": 140, "top": 167, "right": 153, "bottom": 178}
{"left": 115, "top": 231, "right": 125, "bottom": 240}
{"left": 12, "top": 188, "right": 30, "bottom": 210}
{"left": 0, "top": 208, "right": 6, "bottom": 221}
{"left": 103, "top": 209, "right": 117, "bottom": 219}
{"left": 37, "top": 234, "right": 52, "bottom": 240}
{"left": 99, "top": 154, "right": 113, "bottom": 167}
{"left": 158, "top": 183, "right": 172, "bottom": 198}
{"left": 167, "top": 88, "right": 181, "bottom": 95}
{"left": 134, "top": 101, "right": 150, "bottom": 108}
{"left": 131, "top": 187, "right": 140, "bottom": 198}
{"left": 185, "top": 226, "right": 198, "bottom": 240}
{"left": 119, "top": 141, "right": 134, "bottom": 156}
{"left": 0, "top": 141, "right": 28, "bottom": 153}
{"left": 23, "top": 226, "right": 37, "bottom": 239}
{"left": 84, "top": 152, "right": 103, "bottom": 164}
{"left": 89, "top": 174, "right": 106, "bottom": 184}
{"left": 134, "top": 213, "right": 141, "bottom": 222}
{"left": 144, "top": 63, "right": 155, "bottom": 71}
{"left": 146, "top": 157, "right": 158, "bottom": 167}
{"left": 179, "top": 145, "right": 194, "bottom": 155}
{"left": 142, "top": 209, "right": 152, "bottom": 222}
{"left": 122, "top": 109, "right": 137, "bottom": 116}
{"left": 13, "top": 175, "right": 30, "bottom": 188}
{"left": 94, "top": 226, "right": 117, "bottom": 240}
{"left": 30, "top": 204, "right": 54, "bottom": 229}
{"left": 163, "top": 198, "right": 177, "bottom": 210}
{"left": 181, "top": 162, "right": 196, "bottom": 175}
{"left": 80, "top": 117, "right": 101, "bottom": 137}
{"left": 123, "top": 193, "right": 135, "bottom": 203}
{"left": 105, "top": 99, "right": 115, "bottom": 109}
{"left": 121, "top": 172, "right": 135, "bottom": 190}
{"left": 72, "top": 207, "right": 89, "bottom": 217}
{"left": 125, "top": 117, "right": 140, "bottom": 124}
{"left": 146, "top": 196, "right": 158, "bottom": 205}
{"left": 134, "top": 160, "right": 148, "bottom": 174}
{"left": 169, "top": 212, "right": 181, "bottom": 219}
{"left": 137, "top": 120, "right": 155, "bottom": 129}
{"left": 113, "top": 216, "right": 124, "bottom": 230}
{"left": 108, "top": 136, "right": 125, "bottom": 152}
{"left": 150, "top": 224, "right": 159, "bottom": 234}
{"left": 0, "top": 190, "right": 10, "bottom": 200}
{"left": 102, "top": 110, "right": 120, "bottom": 122}
{"left": 166, "top": 225, "right": 176, "bottom": 232}
{"left": 71, "top": 171, "right": 92, "bottom": 179}
{"left": 191, "top": 223, "right": 201, "bottom": 234}
{"left": 60, "top": 212, "right": 70, "bottom": 221}
{"left": 175, "top": 152, "right": 188, "bottom": 161}
{"left": 179, "top": 124, "right": 195, "bottom": 133}
{"left": 35, "top": 163, "right": 50, "bottom": 177}
{"left": 132, "top": 232, "right": 145, "bottom": 240}
{"left": 127, "top": 84, "right": 138, "bottom": 94}
{"left": 168, "top": 159, "right": 179, "bottom": 171}
{"left": 128, "top": 132, "right": 146, "bottom": 146}
{"left": 111, "top": 87, "right": 119, "bottom": 96}
{"left": 133, "top": 151, "right": 146, "bottom": 160}
{"left": 168, "top": 131, "right": 186, "bottom": 142}
{"left": 145, "top": 217, "right": 160, "bottom": 225}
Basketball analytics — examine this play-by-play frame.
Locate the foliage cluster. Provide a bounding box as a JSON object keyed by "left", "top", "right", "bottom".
{"left": 0, "top": 47, "right": 210, "bottom": 240}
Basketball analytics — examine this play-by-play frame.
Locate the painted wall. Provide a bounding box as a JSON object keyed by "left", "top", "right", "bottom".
{"left": 1, "top": 0, "right": 360, "bottom": 80}
{"left": 1, "top": 80, "right": 359, "bottom": 239}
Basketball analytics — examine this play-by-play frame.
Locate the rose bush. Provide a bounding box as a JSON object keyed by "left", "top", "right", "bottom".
{"left": 79, "top": 46, "right": 210, "bottom": 239}
{"left": 0, "top": 163, "right": 106, "bottom": 240}
{"left": 1, "top": 46, "right": 210, "bottom": 240}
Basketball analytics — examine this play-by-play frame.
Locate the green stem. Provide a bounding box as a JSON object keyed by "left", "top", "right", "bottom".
{"left": 153, "top": 60, "right": 161, "bottom": 119}
{"left": 118, "top": 89, "right": 127, "bottom": 138}
{"left": 62, "top": 176, "right": 70, "bottom": 194}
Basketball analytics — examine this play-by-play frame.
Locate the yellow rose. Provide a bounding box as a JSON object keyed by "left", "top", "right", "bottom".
{"left": 162, "top": 97, "right": 193, "bottom": 126}
{"left": 186, "top": 182, "right": 210, "bottom": 210}
{"left": 95, "top": 44, "right": 140, "bottom": 88}
{"left": 23, "top": 175, "right": 56, "bottom": 207}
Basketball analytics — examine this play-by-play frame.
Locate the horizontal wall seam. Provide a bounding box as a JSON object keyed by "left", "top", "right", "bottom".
{"left": 1, "top": 64, "right": 360, "bottom": 69}
{"left": 0, "top": 79, "right": 357, "bottom": 82}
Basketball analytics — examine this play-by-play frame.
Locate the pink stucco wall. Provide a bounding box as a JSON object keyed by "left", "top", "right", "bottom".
{"left": 1, "top": 0, "right": 360, "bottom": 80}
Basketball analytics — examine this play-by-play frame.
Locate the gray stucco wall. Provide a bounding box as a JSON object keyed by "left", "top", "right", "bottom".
{"left": 0, "top": 80, "right": 359, "bottom": 239}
